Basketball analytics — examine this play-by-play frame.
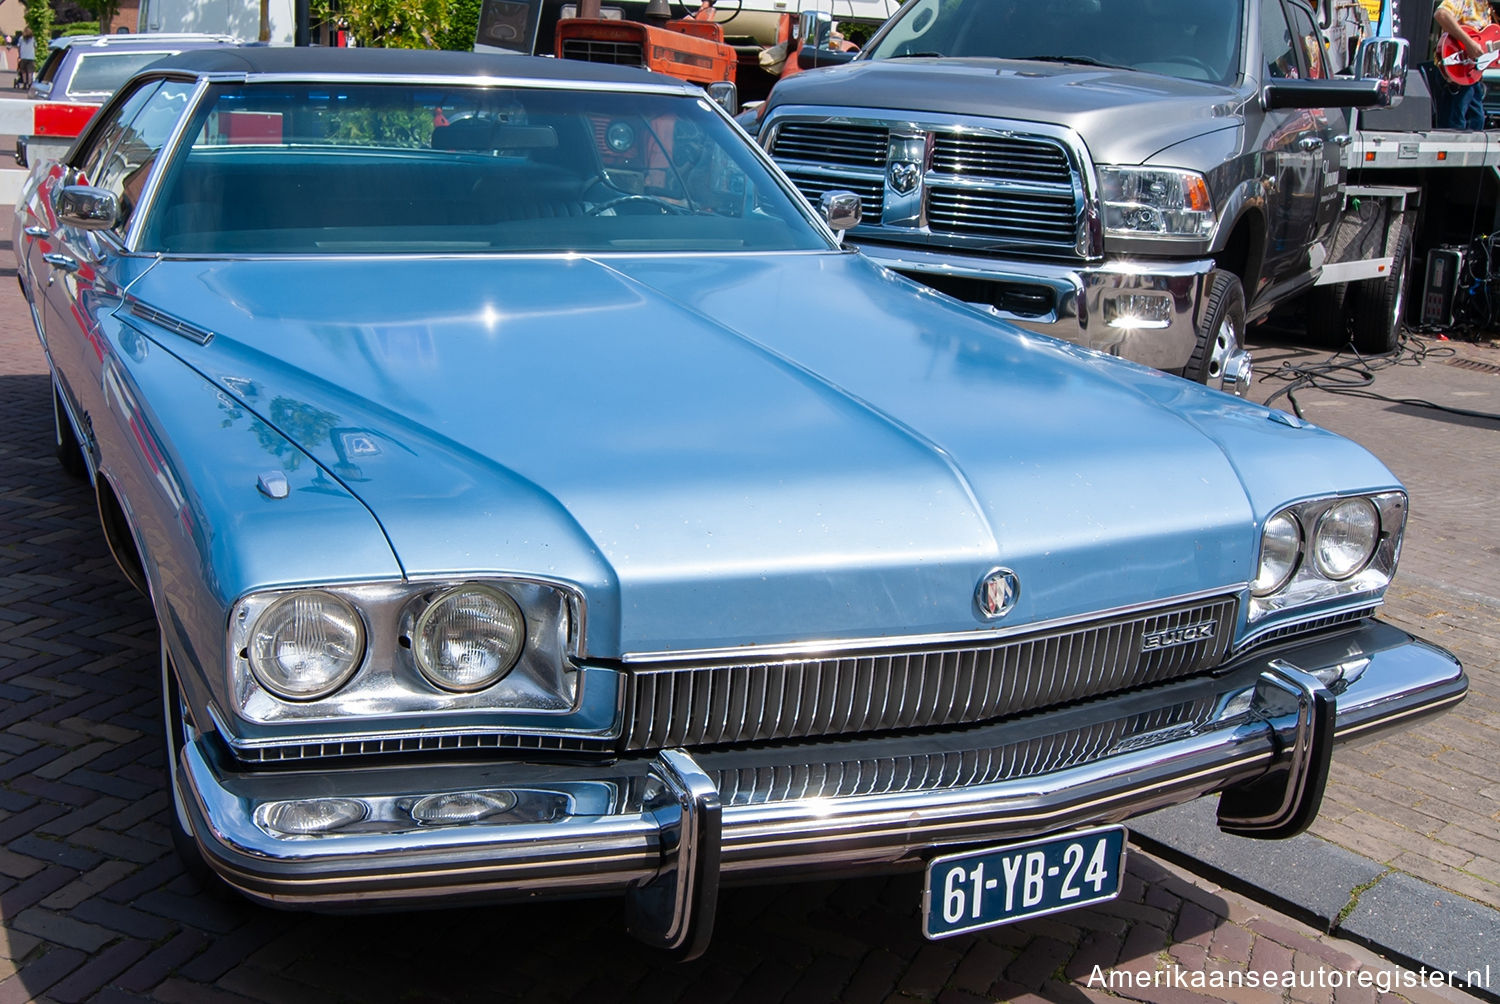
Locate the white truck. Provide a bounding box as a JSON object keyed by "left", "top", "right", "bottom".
{"left": 136, "top": 0, "right": 295, "bottom": 43}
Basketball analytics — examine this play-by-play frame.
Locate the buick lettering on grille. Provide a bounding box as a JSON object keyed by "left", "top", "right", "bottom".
{"left": 1141, "top": 621, "right": 1217, "bottom": 652}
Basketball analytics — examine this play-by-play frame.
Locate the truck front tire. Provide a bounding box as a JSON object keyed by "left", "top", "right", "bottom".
{"left": 1185, "top": 270, "right": 1247, "bottom": 392}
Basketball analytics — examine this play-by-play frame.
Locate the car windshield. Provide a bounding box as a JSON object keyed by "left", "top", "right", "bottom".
{"left": 865, "top": 0, "right": 1243, "bottom": 85}
{"left": 69, "top": 51, "right": 180, "bottom": 95}
{"left": 139, "top": 81, "right": 831, "bottom": 255}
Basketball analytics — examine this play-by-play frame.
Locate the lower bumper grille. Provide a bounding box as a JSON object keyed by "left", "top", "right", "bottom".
{"left": 624, "top": 594, "right": 1238, "bottom": 750}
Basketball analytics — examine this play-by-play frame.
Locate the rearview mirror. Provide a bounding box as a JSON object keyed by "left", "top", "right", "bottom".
{"left": 56, "top": 186, "right": 118, "bottom": 231}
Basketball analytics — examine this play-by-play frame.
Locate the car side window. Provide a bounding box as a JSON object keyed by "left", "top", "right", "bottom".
{"left": 1260, "top": 0, "right": 1299, "bottom": 78}
{"left": 77, "top": 81, "right": 163, "bottom": 190}
{"left": 1285, "top": 4, "right": 1326, "bottom": 79}
{"left": 83, "top": 80, "right": 196, "bottom": 234}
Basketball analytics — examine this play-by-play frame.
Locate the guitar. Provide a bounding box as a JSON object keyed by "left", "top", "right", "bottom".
{"left": 1438, "top": 22, "right": 1500, "bottom": 86}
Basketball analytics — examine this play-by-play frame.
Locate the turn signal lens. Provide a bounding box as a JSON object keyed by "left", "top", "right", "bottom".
{"left": 259, "top": 797, "right": 368, "bottom": 836}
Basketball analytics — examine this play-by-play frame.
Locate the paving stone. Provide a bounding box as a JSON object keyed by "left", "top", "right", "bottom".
{"left": 1339, "top": 871, "right": 1500, "bottom": 991}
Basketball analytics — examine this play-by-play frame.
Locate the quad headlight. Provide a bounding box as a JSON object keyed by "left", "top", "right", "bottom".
{"left": 1249, "top": 492, "right": 1405, "bottom": 622}
{"left": 412, "top": 584, "right": 526, "bottom": 692}
{"left": 247, "top": 591, "right": 366, "bottom": 700}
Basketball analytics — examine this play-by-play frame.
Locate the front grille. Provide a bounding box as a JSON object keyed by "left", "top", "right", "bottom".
{"left": 710, "top": 695, "right": 1217, "bottom": 806}
{"left": 931, "top": 133, "right": 1072, "bottom": 183}
{"left": 623, "top": 594, "right": 1238, "bottom": 751}
{"left": 766, "top": 118, "right": 1084, "bottom": 259}
{"left": 559, "top": 38, "right": 644, "bottom": 66}
{"left": 780, "top": 167, "right": 886, "bottom": 218}
{"left": 771, "top": 121, "right": 889, "bottom": 168}
{"left": 927, "top": 187, "right": 1078, "bottom": 245}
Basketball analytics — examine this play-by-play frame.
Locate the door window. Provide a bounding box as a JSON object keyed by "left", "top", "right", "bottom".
{"left": 1260, "top": 0, "right": 1299, "bottom": 77}
{"left": 75, "top": 79, "right": 196, "bottom": 234}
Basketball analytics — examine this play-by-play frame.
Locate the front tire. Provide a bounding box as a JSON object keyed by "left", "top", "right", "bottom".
{"left": 1185, "top": 269, "right": 1249, "bottom": 394}
{"left": 1347, "top": 223, "right": 1411, "bottom": 355}
{"left": 53, "top": 386, "right": 88, "bottom": 480}
{"left": 161, "top": 633, "right": 231, "bottom": 895}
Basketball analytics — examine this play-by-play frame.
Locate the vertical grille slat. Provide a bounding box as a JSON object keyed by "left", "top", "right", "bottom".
{"left": 622, "top": 595, "right": 1238, "bottom": 750}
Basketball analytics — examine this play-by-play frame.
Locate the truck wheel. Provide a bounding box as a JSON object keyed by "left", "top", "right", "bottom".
{"left": 1185, "top": 270, "right": 1247, "bottom": 393}
{"left": 53, "top": 386, "right": 88, "bottom": 480}
{"left": 1347, "top": 225, "right": 1411, "bottom": 355}
{"left": 1303, "top": 284, "right": 1350, "bottom": 348}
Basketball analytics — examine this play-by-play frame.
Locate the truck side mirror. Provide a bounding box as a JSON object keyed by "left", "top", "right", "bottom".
{"left": 1353, "top": 35, "right": 1407, "bottom": 106}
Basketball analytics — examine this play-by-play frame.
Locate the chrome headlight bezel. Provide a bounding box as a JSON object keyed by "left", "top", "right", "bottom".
{"left": 1098, "top": 165, "right": 1216, "bottom": 240}
{"left": 1248, "top": 492, "right": 1405, "bottom": 623}
{"left": 229, "top": 577, "right": 583, "bottom": 725}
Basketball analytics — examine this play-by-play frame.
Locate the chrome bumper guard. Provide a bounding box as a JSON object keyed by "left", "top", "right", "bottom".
{"left": 178, "top": 621, "right": 1463, "bottom": 958}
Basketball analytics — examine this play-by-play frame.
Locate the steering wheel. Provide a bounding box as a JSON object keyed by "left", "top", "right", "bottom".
{"left": 672, "top": 0, "right": 743, "bottom": 26}
{"left": 1162, "top": 55, "right": 1218, "bottom": 79}
{"left": 586, "top": 195, "right": 689, "bottom": 216}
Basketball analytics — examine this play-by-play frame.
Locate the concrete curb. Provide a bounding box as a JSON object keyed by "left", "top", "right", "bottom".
{"left": 1133, "top": 800, "right": 1500, "bottom": 1002}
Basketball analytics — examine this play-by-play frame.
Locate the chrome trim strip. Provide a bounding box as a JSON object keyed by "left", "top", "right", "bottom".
{"left": 622, "top": 585, "right": 1241, "bottom": 663}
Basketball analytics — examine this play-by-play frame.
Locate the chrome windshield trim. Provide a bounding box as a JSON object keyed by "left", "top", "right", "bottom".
{"left": 621, "top": 586, "right": 1243, "bottom": 664}
{"left": 202, "top": 70, "right": 699, "bottom": 97}
{"left": 124, "top": 74, "right": 213, "bottom": 252}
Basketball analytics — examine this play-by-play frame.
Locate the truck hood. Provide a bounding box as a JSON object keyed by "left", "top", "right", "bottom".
{"left": 767, "top": 58, "right": 1244, "bottom": 164}
{"left": 125, "top": 252, "right": 1392, "bottom": 656}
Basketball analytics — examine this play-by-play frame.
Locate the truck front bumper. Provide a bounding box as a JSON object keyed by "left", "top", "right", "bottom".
{"left": 859, "top": 244, "right": 1252, "bottom": 395}
{"left": 178, "top": 620, "right": 1462, "bottom": 955}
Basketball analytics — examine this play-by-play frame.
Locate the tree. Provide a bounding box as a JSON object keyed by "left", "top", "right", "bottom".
{"left": 72, "top": 0, "right": 119, "bottom": 35}
{"left": 313, "top": 0, "right": 451, "bottom": 47}
{"left": 20, "top": 0, "right": 54, "bottom": 59}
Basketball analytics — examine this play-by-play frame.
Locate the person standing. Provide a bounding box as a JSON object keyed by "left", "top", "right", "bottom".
{"left": 17, "top": 27, "right": 34, "bottom": 89}
{"left": 1434, "top": 0, "right": 1498, "bottom": 130}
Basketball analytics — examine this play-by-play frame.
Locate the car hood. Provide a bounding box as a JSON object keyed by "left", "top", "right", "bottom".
{"left": 125, "top": 252, "right": 1393, "bottom": 656}
{"left": 767, "top": 58, "right": 1244, "bottom": 164}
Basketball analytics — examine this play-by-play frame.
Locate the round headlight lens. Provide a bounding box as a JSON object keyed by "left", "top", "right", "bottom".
{"left": 249, "top": 591, "right": 365, "bottom": 700}
{"left": 1314, "top": 498, "right": 1381, "bottom": 580}
{"left": 1253, "top": 511, "right": 1303, "bottom": 596}
{"left": 413, "top": 584, "right": 525, "bottom": 692}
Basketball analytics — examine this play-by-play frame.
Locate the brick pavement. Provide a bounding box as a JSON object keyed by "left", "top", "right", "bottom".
{"left": 1245, "top": 332, "right": 1500, "bottom": 915}
{"left": 0, "top": 241, "right": 1491, "bottom": 1000}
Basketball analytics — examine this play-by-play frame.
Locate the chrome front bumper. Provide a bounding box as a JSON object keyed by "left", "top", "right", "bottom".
{"left": 178, "top": 620, "right": 1463, "bottom": 955}
{"left": 860, "top": 244, "right": 1251, "bottom": 393}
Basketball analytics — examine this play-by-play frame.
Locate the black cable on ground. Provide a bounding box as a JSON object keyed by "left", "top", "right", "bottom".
{"left": 1257, "top": 329, "right": 1500, "bottom": 424}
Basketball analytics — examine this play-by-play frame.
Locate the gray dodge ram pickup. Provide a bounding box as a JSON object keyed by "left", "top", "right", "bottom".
{"left": 757, "top": 0, "right": 1409, "bottom": 393}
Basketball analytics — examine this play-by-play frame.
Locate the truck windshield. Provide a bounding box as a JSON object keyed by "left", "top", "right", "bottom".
{"left": 866, "top": 0, "right": 1243, "bottom": 86}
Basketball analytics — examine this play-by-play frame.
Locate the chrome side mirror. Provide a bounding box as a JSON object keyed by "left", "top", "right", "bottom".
{"left": 1353, "top": 35, "right": 1407, "bottom": 106}
{"left": 56, "top": 186, "right": 119, "bottom": 231}
{"left": 705, "top": 81, "right": 738, "bottom": 116}
{"left": 819, "top": 190, "right": 861, "bottom": 243}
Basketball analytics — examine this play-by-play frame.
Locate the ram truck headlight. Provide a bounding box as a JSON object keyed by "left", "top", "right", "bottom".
{"left": 1099, "top": 166, "right": 1215, "bottom": 239}
{"left": 1249, "top": 492, "right": 1405, "bottom": 623}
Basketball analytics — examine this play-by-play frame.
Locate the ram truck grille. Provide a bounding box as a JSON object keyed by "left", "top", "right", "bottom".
{"left": 767, "top": 119, "right": 1084, "bottom": 259}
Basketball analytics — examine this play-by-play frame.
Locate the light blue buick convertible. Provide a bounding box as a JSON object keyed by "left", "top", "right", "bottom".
{"left": 13, "top": 47, "right": 1465, "bottom": 954}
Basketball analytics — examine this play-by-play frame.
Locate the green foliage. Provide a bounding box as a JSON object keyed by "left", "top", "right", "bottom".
{"left": 21, "top": 0, "right": 55, "bottom": 61}
{"left": 312, "top": 0, "right": 451, "bottom": 48}
{"left": 56, "top": 21, "right": 101, "bottom": 37}
{"left": 73, "top": 0, "right": 121, "bottom": 35}
{"left": 439, "top": 0, "right": 481, "bottom": 51}
{"left": 322, "top": 107, "right": 436, "bottom": 148}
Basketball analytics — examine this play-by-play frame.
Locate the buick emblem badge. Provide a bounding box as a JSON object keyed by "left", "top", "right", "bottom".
{"left": 889, "top": 161, "right": 922, "bottom": 195}
{"left": 977, "top": 568, "right": 1020, "bottom": 619}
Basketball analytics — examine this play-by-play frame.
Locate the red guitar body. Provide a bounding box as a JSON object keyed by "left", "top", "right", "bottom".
{"left": 1438, "top": 22, "right": 1500, "bottom": 86}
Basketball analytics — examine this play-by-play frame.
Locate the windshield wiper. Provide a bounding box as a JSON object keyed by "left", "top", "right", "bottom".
{"left": 887, "top": 51, "right": 945, "bottom": 58}
{"left": 1025, "top": 54, "right": 1133, "bottom": 69}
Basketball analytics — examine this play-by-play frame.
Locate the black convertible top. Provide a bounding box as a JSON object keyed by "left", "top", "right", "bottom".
{"left": 147, "top": 45, "right": 686, "bottom": 89}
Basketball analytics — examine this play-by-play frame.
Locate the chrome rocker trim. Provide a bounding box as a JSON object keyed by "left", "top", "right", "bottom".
{"left": 176, "top": 621, "right": 1463, "bottom": 959}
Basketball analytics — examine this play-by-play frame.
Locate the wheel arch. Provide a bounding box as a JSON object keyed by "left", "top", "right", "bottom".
{"left": 95, "top": 472, "right": 154, "bottom": 600}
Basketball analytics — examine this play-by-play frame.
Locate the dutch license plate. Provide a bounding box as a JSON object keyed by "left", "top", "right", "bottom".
{"left": 922, "top": 825, "right": 1127, "bottom": 939}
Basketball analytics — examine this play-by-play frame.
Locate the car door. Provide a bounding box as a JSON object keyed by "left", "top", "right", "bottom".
{"left": 1255, "top": 0, "right": 1339, "bottom": 285}
{"left": 30, "top": 78, "right": 195, "bottom": 458}
{"left": 1284, "top": 0, "right": 1347, "bottom": 249}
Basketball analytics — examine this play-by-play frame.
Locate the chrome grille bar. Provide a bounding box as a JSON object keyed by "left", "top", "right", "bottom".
{"left": 623, "top": 595, "right": 1238, "bottom": 751}
{"left": 779, "top": 167, "right": 886, "bottom": 217}
{"left": 931, "top": 134, "right": 1071, "bottom": 182}
{"left": 771, "top": 122, "right": 890, "bottom": 168}
{"left": 709, "top": 696, "right": 1218, "bottom": 806}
